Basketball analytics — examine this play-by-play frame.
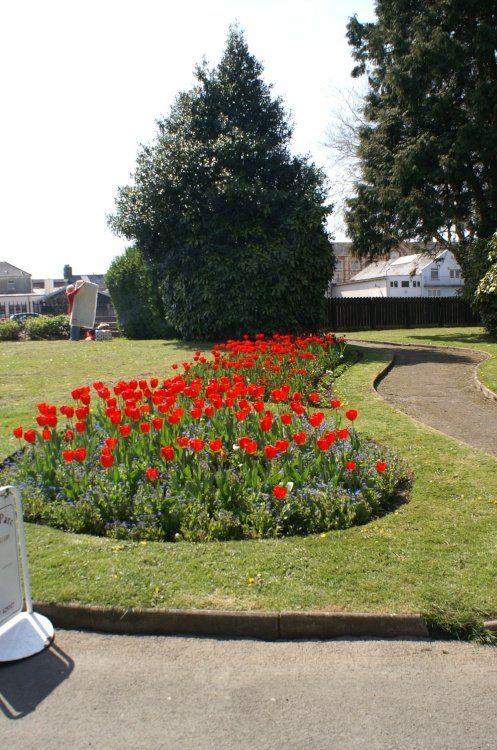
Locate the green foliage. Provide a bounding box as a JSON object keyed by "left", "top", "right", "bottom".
{"left": 16, "top": 438, "right": 408, "bottom": 543}
{"left": 105, "top": 246, "right": 175, "bottom": 339}
{"left": 345, "top": 1, "right": 497, "bottom": 258}
{"left": 0, "top": 320, "right": 20, "bottom": 341}
{"left": 108, "top": 26, "right": 334, "bottom": 339}
{"left": 475, "top": 233, "right": 497, "bottom": 337}
{"left": 25, "top": 315, "right": 69, "bottom": 340}
{"left": 456, "top": 238, "right": 494, "bottom": 305}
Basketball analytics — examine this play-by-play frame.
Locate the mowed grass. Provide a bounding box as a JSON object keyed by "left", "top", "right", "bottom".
{"left": 2, "top": 329, "right": 497, "bottom": 634}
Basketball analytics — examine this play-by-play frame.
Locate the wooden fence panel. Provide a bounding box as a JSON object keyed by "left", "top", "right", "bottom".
{"left": 326, "top": 297, "right": 479, "bottom": 331}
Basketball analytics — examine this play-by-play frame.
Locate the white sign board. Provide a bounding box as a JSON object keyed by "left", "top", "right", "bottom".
{"left": 0, "top": 498, "right": 23, "bottom": 627}
{"left": 0, "top": 486, "right": 54, "bottom": 662}
{"left": 71, "top": 281, "right": 98, "bottom": 329}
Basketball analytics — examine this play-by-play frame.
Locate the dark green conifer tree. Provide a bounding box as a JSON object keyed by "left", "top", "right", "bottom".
{"left": 109, "top": 26, "right": 334, "bottom": 339}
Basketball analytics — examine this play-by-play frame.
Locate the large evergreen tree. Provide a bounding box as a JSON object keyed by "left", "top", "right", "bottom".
{"left": 344, "top": 0, "right": 497, "bottom": 259}
{"left": 108, "top": 27, "right": 334, "bottom": 340}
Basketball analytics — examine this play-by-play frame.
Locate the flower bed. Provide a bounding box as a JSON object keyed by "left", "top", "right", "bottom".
{"left": 9, "top": 333, "right": 408, "bottom": 541}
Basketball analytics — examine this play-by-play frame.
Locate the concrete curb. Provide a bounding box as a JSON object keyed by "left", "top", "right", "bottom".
{"left": 34, "top": 601, "right": 434, "bottom": 640}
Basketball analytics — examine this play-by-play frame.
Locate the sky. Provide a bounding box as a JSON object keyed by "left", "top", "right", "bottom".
{"left": 1, "top": 0, "right": 376, "bottom": 279}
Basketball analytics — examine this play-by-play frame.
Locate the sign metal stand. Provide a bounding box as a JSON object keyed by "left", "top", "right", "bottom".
{"left": 0, "top": 485, "right": 54, "bottom": 662}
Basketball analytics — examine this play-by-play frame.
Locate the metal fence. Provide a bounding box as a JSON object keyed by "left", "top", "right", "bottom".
{"left": 326, "top": 297, "right": 480, "bottom": 331}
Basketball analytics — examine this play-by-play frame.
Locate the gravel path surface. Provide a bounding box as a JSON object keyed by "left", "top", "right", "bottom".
{"left": 352, "top": 341, "right": 497, "bottom": 457}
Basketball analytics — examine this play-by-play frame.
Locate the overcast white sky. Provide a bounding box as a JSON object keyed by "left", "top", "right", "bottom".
{"left": 1, "top": 0, "right": 375, "bottom": 278}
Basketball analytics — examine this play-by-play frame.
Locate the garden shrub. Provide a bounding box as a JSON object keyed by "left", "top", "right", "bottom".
{"left": 0, "top": 320, "right": 21, "bottom": 341}
{"left": 475, "top": 233, "right": 497, "bottom": 337}
{"left": 25, "top": 314, "right": 70, "bottom": 340}
{"left": 105, "top": 246, "right": 175, "bottom": 339}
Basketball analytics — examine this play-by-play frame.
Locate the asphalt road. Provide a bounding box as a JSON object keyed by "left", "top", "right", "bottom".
{"left": 2, "top": 630, "right": 497, "bottom": 749}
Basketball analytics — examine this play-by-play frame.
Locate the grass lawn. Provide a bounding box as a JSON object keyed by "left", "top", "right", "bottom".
{"left": 2, "top": 328, "right": 497, "bottom": 636}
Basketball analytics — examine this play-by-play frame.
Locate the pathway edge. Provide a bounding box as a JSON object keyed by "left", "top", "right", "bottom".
{"left": 34, "top": 600, "right": 435, "bottom": 639}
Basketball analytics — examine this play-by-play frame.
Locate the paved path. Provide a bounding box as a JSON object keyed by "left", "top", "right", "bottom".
{"left": 2, "top": 631, "right": 497, "bottom": 750}
{"left": 352, "top": 341, "right": 497, "bottom": 457}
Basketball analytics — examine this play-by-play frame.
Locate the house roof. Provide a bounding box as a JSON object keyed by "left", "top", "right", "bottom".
{"left": 0, "top": 262, "right": 31, "bottom": 278}
{"left": 348, "top": 251, "right": 447, "bottom": 283}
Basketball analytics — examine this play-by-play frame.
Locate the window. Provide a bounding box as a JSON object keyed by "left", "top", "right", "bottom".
{"left": 389, "top": 280, "right": 398, "bottom": 287}
{"left": 412, "top": 280, "right": 420, "bottom": 287}
{"left": 350, "top": 260, "right": 360, "bottom": 270}
{"left": 428, "top": 289, "right": 441, "bottom": 297}
{"left": 450, "top": 269, "right": 461, "bottom": 279}
{"left": 7, "top": 280, "right": 15, "bottom": 291}
{"left": 335, "top": 260, "right": 343, "bottom": 270}
{"left": 401, "top": 280, "right": 409, "bottom": 288}
{"left": 431, "top": 268, "right": 439, "bottom": 280}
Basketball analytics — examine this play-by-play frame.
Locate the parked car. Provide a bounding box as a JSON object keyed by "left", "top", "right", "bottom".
{"left": 9, "top": 312, "right": 41, "bottom": 323}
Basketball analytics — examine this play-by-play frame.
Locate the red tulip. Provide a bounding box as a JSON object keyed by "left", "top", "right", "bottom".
{"left": 273, "top": 485, "right": 287, "bottom": 500}
{"left": 308, "top": 411, "right": 325, "bottom": 428}
{"left": 62, "top": 450, "right": 75, "bottom": 463}
{"left": 12, "top": 426, "right": 23, "bottom": 439}
{"left": 293, "top": 432, "right": 307, "bottom": 445}
{"left": 74, "top": 448, "right": 87, "bottom": 462}
{"left": 189, "top": 438, "right": 205, "bottom": 452}
{"left": 146, "top": 467, "right": 159, "bottom": 481}
{"left": 119, "top": 424, "right": 132, "bottom": 437}
{"left": 345, "top": 409, "right": 358, "bottom": 422}
{"left": 161, "top": 445, "right": 175, "bottom": 461}
{"left": 345, "top": 461, "right": 356, "bottom": 471}
{"left": 139, "top": 422, "right": 151, "bottom": 434}
{"left": 316, "top": 437, "right": 331, "bottom": 451}
{"left": 209, "top": 439, "right": 222, "bottom": 452}
{"left": 100, "top": 453, "right": 114, "bottom": 468}
{"left": 24, "top": 429, "right": 36, "bottom": 444}
{"left": 275, "top": 439, "right": 289, "bottom": 453}
{"left": 290, "top": 401, "right": 305, "bottom": 416}
{"left": 337, "top": 428, "right": 349, "bottom": 441}
{"left": 264, "top": 445, "right": 278, "bottom": 460}
{"left": 376, "top": 461, "right": 388, "bottom": 473}
{"left": 330, "top": 399, "right": 342, "bottom": 409}
{"left": 259, "top": 415, "right": 273, "bottom": 431}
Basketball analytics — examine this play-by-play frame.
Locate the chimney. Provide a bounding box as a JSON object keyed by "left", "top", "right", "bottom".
{"left": 63, "top": 264, "right": 72, "bottom": 280}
